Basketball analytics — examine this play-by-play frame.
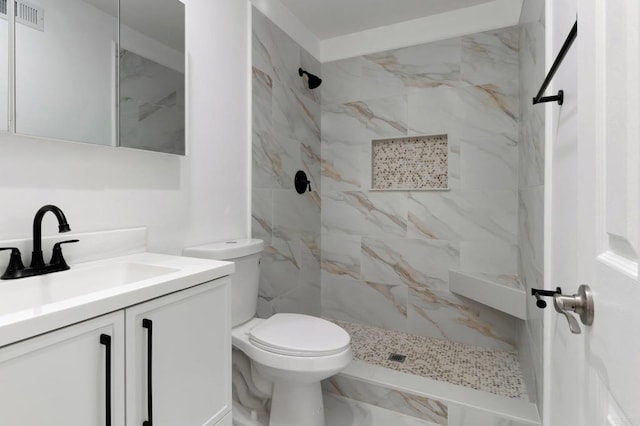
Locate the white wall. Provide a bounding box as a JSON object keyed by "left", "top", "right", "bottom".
{"left": 0, "top": 0, "right": 251, "bottom": 262}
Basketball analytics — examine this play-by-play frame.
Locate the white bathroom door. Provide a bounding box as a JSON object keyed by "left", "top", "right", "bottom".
{"left": 547, "top": 1, "right": 640, "bottom": 425}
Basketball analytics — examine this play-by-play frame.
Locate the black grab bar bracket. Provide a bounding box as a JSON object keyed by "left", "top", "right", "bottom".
{"left": 532, "top": 21, "right": 577, "bottom": 105}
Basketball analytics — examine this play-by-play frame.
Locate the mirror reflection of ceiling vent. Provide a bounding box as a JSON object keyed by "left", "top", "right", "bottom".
{"left": 0, "top": 0, "right": 44, "bottom": 32}
{"left": 17, "top": 1, "right": 44, "bottom": 31}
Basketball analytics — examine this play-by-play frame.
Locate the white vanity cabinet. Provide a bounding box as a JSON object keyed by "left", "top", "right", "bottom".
{"left": 0, "top": 312, "right": 126, "bottom": 426}
{"left": 0, "top": 276, "right": 231, "bottom": 426}
{"left": 126, "top": 278, "right": 232, "bottom": 426}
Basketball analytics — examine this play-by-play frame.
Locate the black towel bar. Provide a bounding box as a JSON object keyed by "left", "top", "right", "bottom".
{"left": 532, "top": 21, "right": 577, "bottom": 105}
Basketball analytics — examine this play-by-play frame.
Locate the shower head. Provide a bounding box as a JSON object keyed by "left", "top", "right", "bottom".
{"left": 298, "top": 68, "right": 322, "bottom": 90}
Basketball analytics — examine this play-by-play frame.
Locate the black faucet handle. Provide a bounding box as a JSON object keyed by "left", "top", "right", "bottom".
{"left": 53, "top": 239, "right": 80, "bottom": 247}
{"left": 0, "top": 247, "right": 25, "bottom": 276}
{"left": 50, "top": 239, "right": 79, "bottom": 268}
{"left": 0, "top": 247, "right": 20, "bottom": 252}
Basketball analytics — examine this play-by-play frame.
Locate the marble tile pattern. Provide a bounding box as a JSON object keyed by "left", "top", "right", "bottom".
{"left": 325, "top": 393, "right": 441, "bottom": 426}
{"left": 334, "top": 320, "right": 528, "bottom": 400}
{"left": 476, "top": 273, "right": 523, "bottom": 290}
{"left": 119, "top": 49, "right": 185, "bottom": 155}
{"left": 372, "top": 135, "right": 448, "bottom": 190}
{"left": 323, "top": 375, "right": 448, "bottom": 424}
{"left": 321, "top": 26, "right": 521, "bottom": 352}
{"left": 251, "top": 9, "right": 322, "bottom": 318}
{"left": 231, "top": 349, "right": 271, "bottom": 426}
{"left": 233, "top": 344, "right": 440, "bottom": 426}
{"left": 517, "top": 0, "right": 545, "bottom": 409}
{"left": 448, "top": 404, "right": 536, "bottom": 426}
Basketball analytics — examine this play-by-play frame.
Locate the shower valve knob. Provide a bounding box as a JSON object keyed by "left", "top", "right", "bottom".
{"left": 294, "top": 170, "right": 311, "bottom": 194}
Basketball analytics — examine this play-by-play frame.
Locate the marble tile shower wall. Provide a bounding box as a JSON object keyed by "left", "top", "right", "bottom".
{"left": 320, "top": 27, "right": 521, "bottom": 351}
{"left": 518, "top": 0, "right": 545, "bottom": 407}
{"left": 251, "top": 9, "right": 322, "bottom": 317}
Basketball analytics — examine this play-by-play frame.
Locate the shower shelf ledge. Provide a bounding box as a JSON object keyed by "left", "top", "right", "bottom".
{"left": 449, "top": 270, "right": 526, "bottom": 320}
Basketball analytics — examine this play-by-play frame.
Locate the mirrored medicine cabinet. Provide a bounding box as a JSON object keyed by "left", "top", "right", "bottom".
{"left": 1, "top": 0, "right": 185, "bottom": 155}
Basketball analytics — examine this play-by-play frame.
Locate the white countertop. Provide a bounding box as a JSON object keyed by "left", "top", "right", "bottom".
{"left": 0, "top": 252, "right": 234, "bottom": 348}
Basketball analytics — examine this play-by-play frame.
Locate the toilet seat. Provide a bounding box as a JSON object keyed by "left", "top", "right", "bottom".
{"left": 232, "top": 316, "right": 352, "bottom": 374}
{"left": 249, "top": 313, "right": 350, "bottom": 357}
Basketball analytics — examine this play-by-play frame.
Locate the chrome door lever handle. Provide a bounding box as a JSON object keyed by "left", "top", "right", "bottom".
{"left": 552, "top": 285, "right": 594, "bottom": 334}
{"left": 553, "top": 296, "right": 582, "bottom": 334}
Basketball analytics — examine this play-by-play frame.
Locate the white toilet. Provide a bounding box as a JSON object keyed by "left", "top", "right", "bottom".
{"left": 183, "top": 239, "right": 352, "bottom": 426}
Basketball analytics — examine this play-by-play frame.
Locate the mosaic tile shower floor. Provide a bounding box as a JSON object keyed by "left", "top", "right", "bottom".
{"left": 332, "top": 320, "right": 528, "bottom": 400}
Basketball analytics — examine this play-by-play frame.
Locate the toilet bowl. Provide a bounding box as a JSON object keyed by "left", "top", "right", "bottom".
{"left": 183, "top": 239, "right": 352, "bottom": 426}
{"left": 233, "top": 314, "right": 351, "bottom": 426}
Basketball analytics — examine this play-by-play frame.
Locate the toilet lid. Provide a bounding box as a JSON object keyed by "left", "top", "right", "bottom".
{"left": 249, "top": 314, "right": 351, "bottom": 357}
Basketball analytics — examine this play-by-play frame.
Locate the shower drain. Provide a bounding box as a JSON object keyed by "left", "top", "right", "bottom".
{"left": 388, "top": 353, "right": 407, "bottom": 363}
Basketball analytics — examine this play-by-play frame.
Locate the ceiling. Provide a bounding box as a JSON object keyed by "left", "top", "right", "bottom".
{"left": 277, "top": 0, "right": 495, "bottom": 39}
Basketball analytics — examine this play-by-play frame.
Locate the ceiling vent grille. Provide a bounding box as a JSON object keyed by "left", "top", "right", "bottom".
{"left": 0, "top": 0, "right": 44, "bottom": 32}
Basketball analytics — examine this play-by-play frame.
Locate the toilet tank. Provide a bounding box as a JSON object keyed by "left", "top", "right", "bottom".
{"left": 183, "top": 239, "right": 264, "bottom": 327}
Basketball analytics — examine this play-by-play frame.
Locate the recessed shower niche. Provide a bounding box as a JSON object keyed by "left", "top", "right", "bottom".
{"left": 371, "top": 135, "right": 449, "bottom": 191}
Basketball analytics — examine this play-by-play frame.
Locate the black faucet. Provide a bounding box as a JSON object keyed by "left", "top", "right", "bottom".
{"left": 0, "top": 205, "right": 79, "bottom": 279}
{"left": 31, "top": 205, "right": 71, "bottom": 268}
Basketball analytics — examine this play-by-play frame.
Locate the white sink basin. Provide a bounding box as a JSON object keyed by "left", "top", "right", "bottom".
{"left": 0, "top": 250, "right": 234, "bottom": 348}
{"left": 0, "top": 262, "right": 179, "bottom": 316}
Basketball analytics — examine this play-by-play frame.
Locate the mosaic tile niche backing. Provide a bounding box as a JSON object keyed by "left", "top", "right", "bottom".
{"left": 371, "top": 135, "right": 449, "bottom": 190}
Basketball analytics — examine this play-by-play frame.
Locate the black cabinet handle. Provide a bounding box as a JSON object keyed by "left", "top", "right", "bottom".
{"left": 142, "top": 319, "right": 153, "bottom": 426}
{"left": 99, "top": 334, "right": 112, "bottom": 426}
